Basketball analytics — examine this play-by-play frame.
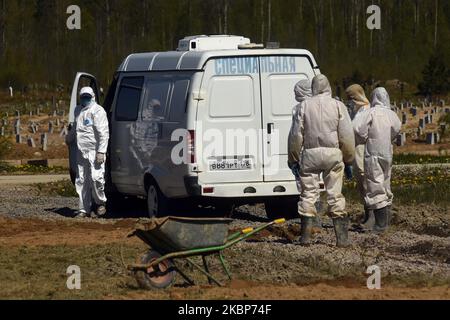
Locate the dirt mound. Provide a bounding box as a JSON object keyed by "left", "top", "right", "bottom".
{"left": 0, "top": 217, "right": 137, "bottom": 247}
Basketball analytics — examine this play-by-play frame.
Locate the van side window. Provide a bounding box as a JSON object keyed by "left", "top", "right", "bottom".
{"left": 115, "top": 77, "right": 144, "bottom": 121}
{"left": 142, "top": 80, "right": 171, "bottom": 121}
{"left": 168, "top": 79, "right": 190, "bottom": 122}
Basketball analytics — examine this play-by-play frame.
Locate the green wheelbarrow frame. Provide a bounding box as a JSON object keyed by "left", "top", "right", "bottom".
{"left": 127, "top": 218, "right": 286, "bottom": 287}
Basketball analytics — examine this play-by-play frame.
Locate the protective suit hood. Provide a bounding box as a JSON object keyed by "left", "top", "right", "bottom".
{"left": 79, "top": 86, "right": 96, "bottom": 104}
{"left": 346, "top": 84, "right": 369, "bottom": 107}
{"left": 80, "top": 86, "right": 95, "bottom": 98}
{"left": 312, "top": 74, "right": 332, "bottom": 97}
{"left": 294, "top": 79, "right": 313, "bottom": 103}
{"left": 370, "top": 87, "right": 390, "bottom": 109}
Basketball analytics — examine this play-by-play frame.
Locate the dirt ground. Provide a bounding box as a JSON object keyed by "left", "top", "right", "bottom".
{"left": 0, "top": 183, "right": 448, "bottom": 300}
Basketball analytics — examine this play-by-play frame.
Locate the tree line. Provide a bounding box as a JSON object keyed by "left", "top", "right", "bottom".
{"left": 0, "top": 0, "right": 449, "bottom": 95}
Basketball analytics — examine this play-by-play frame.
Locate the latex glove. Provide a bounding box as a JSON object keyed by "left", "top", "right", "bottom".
{"left": 344, "top": 165, "right": 353, "bottom": 180}
{"left": 290, "top": 162, "right": 301, "bottom": 179}
{"left": 96, "top": 153, "right": 106, "bottom": 165}
{"left": 65, "top": 125, "right": 76, "bottom": 145}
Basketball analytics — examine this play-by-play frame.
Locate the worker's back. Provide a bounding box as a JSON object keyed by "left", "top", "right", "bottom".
{"left": 302, "top": 94, "right": 342, "bottom": 150}
{"left": 297, "top": 74, "right": 355, "bottom": 169}
{"left": 366, "top": 105, "right": 401, "bottom": 157}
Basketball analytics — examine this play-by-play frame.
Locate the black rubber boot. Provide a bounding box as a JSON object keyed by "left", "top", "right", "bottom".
{"left": 387, "top": 206, "right": 393, "bottom": 225}
{"left": 333, "top": 216, "right": 351, "bottom": 248}
{"left": 313, "top": 215, "right": 322, "bottom": 228}
{"left": 299, "top": 216, "right": 314, "bottom": 245}
{"left": 359, "top": 207, "right": 375, "bottom": 232}
{"left": 374, "top": 207, "right": 389, "bottom": 233}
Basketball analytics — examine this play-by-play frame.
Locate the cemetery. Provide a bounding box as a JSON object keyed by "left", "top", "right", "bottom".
{"left": 0, "top": 89, "right": 70, "bottom": 168}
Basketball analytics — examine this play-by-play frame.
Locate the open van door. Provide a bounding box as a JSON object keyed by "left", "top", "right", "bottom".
{"left": 68, "top": 72, "right": 100, "bottom": 184}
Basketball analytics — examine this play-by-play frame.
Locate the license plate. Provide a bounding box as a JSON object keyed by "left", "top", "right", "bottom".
{"left": 209, "top": 159, "right": 253, "bottom": 171}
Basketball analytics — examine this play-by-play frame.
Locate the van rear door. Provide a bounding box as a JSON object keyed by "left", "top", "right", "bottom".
{"left": 259, "top": 56, "right": 316, "bottom": 182}
{"left": 196, "top": 57, "right": 264, "bottom": 184}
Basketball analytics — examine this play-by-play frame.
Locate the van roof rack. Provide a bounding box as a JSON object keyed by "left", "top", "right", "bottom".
{"left": 238, "top": 43, "right": 265, "bottom": 50}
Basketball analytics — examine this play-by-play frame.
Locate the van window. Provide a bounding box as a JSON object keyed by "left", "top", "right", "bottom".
{"left": 269, "top": 74, "right": 309, "bottom": 116}
{"left": 168, "top": 79, "right": 190, "bottom": 122}
{"left": 115, "top": 76, "right": 144, "bottom": 121}
{"left": 142, "top": 80, "right": 171, "bottom": 121}
{"left": 209, "top": 76, "right": 254, "bottom": 118}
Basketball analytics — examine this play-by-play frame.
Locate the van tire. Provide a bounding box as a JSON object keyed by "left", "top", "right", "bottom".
{"left": 147, "top": 182, "right": 170, "bottom": 218}
{"left": 264, "top": 198, "right": 299, "bottom": 220}
{"left": 214, "top": 203, "right": 235, "bottom": 218}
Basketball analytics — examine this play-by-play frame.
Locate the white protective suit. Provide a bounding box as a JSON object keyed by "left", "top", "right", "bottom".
{"left": 353, "top": 87, "right": 401, "bottom": 210}
{"left": 294, "top": 75, "right": 355, "bottom": 218}
{"left": 74, "top": 87, "right": 110, "bottom": 213}
{"left": 346, "top": 84, "right": 371, "bottom": 203}
{"left": 288, "top": 79, "right": 313, "bottom": 192}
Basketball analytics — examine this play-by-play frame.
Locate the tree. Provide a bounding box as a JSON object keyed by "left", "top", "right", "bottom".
{"left": 418, "top": 52, "right": 450, "bottom": 98}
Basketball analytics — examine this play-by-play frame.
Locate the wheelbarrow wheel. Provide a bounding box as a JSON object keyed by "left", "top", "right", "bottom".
{"left": 134, "top": 250, "right": 177, "bottom": 290}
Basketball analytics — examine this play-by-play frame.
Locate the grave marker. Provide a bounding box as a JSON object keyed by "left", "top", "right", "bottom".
{"left": 396, "top": 133, "right": 406, "bottom": 147}
{"left": 426, "top": 133, "right": 435, "bottom": 145}
{"left": 27, "top": 136, "right": 36, "bottom": 148}
{"left": 41, "top": 133, "right": 48, "bottom": 151}
{"left": 14, "top": 119, "right": 21, "bottom": 135}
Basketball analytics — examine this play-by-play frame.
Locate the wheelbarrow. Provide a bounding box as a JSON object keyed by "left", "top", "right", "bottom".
{"left": 127, "top": 216, "right": 286, "bottom": 289}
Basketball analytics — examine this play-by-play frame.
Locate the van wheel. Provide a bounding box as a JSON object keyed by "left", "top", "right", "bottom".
{"left": 147, "top": 183, "right": 170, "bottom": 218}
{"left": 215, "top": 203, "right": 235, "bottom": 218}
{"left": 264, "top": 199, "right": 299, "bottom": 220}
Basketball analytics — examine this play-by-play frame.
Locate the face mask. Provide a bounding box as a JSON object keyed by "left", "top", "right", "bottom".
{"left": 81, "top": 97, "right": 92, "bottom": 107}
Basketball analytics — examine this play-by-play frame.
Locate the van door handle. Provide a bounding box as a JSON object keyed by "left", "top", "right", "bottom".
{"left": 267, "top": 123, "right": 274, "bottom": 135}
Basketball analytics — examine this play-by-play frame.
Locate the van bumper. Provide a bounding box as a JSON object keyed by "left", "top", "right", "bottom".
{"left": 184, "top": 176, "right": 304, "bottom": 198}
{"left": 184, "top": 176, "right": 202, "bottom": 196}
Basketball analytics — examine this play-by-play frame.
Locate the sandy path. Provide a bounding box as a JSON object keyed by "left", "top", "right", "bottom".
{"left": 0, "top": 174, "right": 70, "bottom": 185}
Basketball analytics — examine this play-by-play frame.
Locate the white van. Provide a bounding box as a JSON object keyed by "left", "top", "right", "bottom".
{"left": 68, "top": 35, "right": 321, "bottom": 219}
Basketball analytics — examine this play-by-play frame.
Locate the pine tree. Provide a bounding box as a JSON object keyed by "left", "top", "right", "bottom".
{"left": 418, "top": 52, "right": 450, "bottom": 98}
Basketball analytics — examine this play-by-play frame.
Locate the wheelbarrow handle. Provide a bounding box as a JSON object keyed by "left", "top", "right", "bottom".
{"left": 274, "top": 218, "right": 286, "bottom": 225}
{"left": 227, "top": 218, "right": 286, "bottom": 242}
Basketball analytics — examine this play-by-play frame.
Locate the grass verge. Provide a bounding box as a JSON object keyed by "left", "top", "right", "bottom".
{"left": 34, "top": 179, "right": 77, "bottom": 197}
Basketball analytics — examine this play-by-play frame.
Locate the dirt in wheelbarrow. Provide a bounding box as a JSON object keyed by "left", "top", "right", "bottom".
{"left": 0, "top": 185, "right": 449, "bottom": 299}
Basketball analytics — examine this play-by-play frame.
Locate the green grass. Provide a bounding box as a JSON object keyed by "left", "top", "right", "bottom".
{"left": 344, "top": 179, "right": 450, "bottom": 206}
{"left": 393, "top": 154, "right": 450, "bottom": 165}
{"left": 34, "top": 179, "right": 77, "bottom": 197}
{"left": 0, "top": 162, "right": 68, "bottom": 175}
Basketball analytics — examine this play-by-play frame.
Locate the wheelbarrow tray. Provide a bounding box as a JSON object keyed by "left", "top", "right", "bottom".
{"left": 134, "top": 217, "right": 233, "bottom": 253}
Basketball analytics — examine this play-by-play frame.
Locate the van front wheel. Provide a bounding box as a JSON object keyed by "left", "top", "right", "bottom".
{"left": 147, "top": 183, "right": 170, "bottom": 218}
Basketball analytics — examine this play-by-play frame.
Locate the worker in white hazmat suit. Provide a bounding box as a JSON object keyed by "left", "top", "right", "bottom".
{"left": 353, "top": 87, "right": 401, "bottom": 233}
{"left": 345, "top": 84, "right": 374, "bottom": 231}
{"left": 288, "top": 79, "right": 313, "bottom": 185}
{"left": 71, "top": 87, "right": 110, "bottom": 218}
{"left": 288, "top": 80, "right": 324, "bottom": 226}
{"left": 293, "top": 74, "right": 355, "bottom": 247}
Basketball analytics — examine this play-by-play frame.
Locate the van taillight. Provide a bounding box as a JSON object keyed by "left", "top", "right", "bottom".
{"left": 187, "top": 130, "right": 196, "bottom": 164}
